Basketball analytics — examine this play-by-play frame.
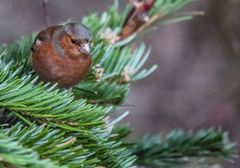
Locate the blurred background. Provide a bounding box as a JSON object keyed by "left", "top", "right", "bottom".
{"left": 0, "top": 0, "right": 239, "bottom": 167}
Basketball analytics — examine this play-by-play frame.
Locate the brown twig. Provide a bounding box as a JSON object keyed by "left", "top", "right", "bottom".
{"left": 119, "top": 0, "right": 156, "bottom": 40}
{"left": 119, "top": 0, "right": 203, "bottom": 42}
{"left": 42, "top": 0, "right": 50, "bottom": 26}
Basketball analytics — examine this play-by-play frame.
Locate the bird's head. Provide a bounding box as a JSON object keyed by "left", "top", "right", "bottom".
{"left": 53, "top": 22, "right": 92, "bottom": 59}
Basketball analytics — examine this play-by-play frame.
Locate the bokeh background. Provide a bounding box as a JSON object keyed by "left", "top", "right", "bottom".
{"left": 0, "top": 0, "right": 239, "bottom": 167}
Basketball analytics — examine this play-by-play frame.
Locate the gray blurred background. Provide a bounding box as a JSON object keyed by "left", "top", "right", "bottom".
{"left": 0, "top": 0, "right": 240, "bottom": 167}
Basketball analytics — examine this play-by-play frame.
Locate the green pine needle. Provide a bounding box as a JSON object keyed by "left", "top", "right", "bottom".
{"left": 0, "top": 0, "right": 236, "bottom": 168}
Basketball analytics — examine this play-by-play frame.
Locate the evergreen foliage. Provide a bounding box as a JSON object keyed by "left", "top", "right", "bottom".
{"left": 0, "top": 0, "right": 236, "bottom": 168}
{"left": 133, "top": 129, "right": 236, "bottom": 167}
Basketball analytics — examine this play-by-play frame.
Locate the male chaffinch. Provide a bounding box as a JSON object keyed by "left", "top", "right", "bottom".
{"left": 31, "top": 22, "right": 92, "bottom": 88}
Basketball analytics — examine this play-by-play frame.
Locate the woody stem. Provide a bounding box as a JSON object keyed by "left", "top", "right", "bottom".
{"left": 42, "top": 0, "right": 50, "bottom": 26}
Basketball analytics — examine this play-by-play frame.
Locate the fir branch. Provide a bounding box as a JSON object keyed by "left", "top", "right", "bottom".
{"left": 2, "top": 123, "right": 97, "bottom": 168}
{"left": 0, "top": 61, "right": 135, "bottom": 168}
{"left": 0, "top": 36, "right": 156, "bottom": 105}
{"left": 0, "top": 112, "right": 136, "bottom": 168}
{"left": 0, "top": 1, "right": 235, "bottom": 168}
{"left": 74, "top": 44, "right": 157, "bottom": 104}
{"left": 89, "top": 43, "right": 157, "bottom": 83}
{"left": 83, "top": 0, "right": 197, "bottom": 43}
{"left": 73, "top": 82, "right": 129, "bottom": 105}
{"left": 136, "top": 0, "right": 196, "bottom": 35}
{"left": 0, "top": 0, "right": 196, "bottom": 107}
{"left": 0, "top": 65, "right": 107, "bottom": 130}
{"left": 132, "top": 128, "right": 237, "bottom": 168}
{"left": 0, "top": 0, "right": 194, "bottom": 106}
{"left": 0, "top": 130, "right": 62, "bottom": 168}
{"left": 120, "top": 0, "right": 156, "bottom": 39}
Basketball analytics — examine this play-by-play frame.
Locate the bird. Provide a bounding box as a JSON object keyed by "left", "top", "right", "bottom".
{"left": 31, "top": 22, "right": 92, "bottom": 88}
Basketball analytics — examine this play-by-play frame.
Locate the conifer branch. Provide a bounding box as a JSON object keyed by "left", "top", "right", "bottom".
{"left": 0, "top": 129, "right": 61, "bottom": 168}
{"left": 0, "top": 1, "right": 237, "bottom": 168}
{"left": 132, "top": 129, "right": 237, "bottom": 168}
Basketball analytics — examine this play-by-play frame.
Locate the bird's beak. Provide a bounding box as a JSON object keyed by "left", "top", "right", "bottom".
{"left": 80, "top": 43, "right": 91, "bottom": 55}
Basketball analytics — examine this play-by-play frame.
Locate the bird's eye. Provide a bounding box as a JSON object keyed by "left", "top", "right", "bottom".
{"left": 71, "top": 39, "right": 77, "bottom": 44}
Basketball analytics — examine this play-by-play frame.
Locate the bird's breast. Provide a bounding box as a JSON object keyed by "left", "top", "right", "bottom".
{"left": 31, "top": 43, "right": 91, "bottom": 87}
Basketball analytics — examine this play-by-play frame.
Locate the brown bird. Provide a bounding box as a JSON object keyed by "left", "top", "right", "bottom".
{"left": 31, "top": 22, "right": 92, "bottom": 88}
